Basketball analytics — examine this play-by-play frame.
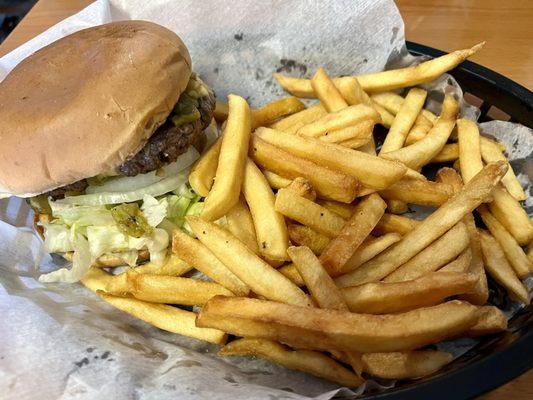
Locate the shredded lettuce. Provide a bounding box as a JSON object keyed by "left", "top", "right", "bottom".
{"left": 141, "top": 194, "right": 168, "bottom": 227}
{"left": 49, "top": 202, "right": 114, "bottom": 226}
{"left": 167, "top": 195, "right": 191, "bottom": 219}
{"left": 42, "top": 223, "right": 75, "bottom": 253}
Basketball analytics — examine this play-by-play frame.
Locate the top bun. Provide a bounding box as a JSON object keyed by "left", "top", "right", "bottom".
{"left": 0, "top": 20, "right": 191, "bottom": 197}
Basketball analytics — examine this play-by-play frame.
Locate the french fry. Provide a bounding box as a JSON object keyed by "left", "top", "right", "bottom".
{"left": 478, "top": 206, "right": 532, "bottom": 278}
{"left": 279, "top": 263, "right": 305, "bottom": 287}
{"left": 226, "top": 197, "right": 260, "bottom": 254}
{"left": 98, "top": 291, "right": 227, "bottom": 345}
{"left": 380, "top": 96, "right": 459, "bottom": 170}
{"left": 363, "top": 222, "right": 469, "bottom": 285}
{"left": 81, "top": 267, "right": 113, "bottom": 293}
{"left": 287, "top": 224, "right": 330, "bottom": 255}
{"left": 311, "top": 68, "right": 349, "bottom": 112}
{"left": 356, "top": 135, "right": 377, "bottom": 155}
{"left": 479, "top": 231, "right": 530, "bottom": 304}
{"left": 187, "top": 216, "right": 310, "bottom": 306}
{"left": 379, "top": 178, "right": 453, "bottom": 207}
{"left": 219, "top": 338, "right": 363, "bottom": 387}
{"left": 386, "top": 199, "right": 409, "bottom": 214}
{"left": 341, "top": 271, "right": 477, "bottom": 314}
{"left": 528, "top": 244, "right": 533, "bottom": 263}
{"left": 275, "top": 189, "right": 345, "bottom": 237}
{"left": 254, "top": 128, "right": 407, "bottom": 190}
{"left": 202, "top": 94, "right": 251, "bottom": 220}
{"left": 373, "top": 213, "right": 420, "bottom": 236}
{"left": 172, "top": 229, "right": 250, "bottom": 296}
{"left": 288, "top": 246, "right": 348, "bottom": 310}
{"left": 480, "top": 138, "right": 526, "bottom": 201}
{"left": 316, "top": 199, "right": 355, "bottom": 219}
{"left": 188, "top": 137, "right": 222, "bottom": 197}
{"left": 334, "top": 162, "right": 507, "bottom": 285}
{"left": 214, "top": 101, "right": 229, "bottom": 122}
{"left": 251, "top": 136, "right": 360, "bottom": 203}
{"left": 431, "top": 143, "right": 459, "bottom": 163}
{"left": 372, "top": 102, "right": 395, "bottom": 128}
{"left": 457, "top": 119, "right": 484, "bottom": 183}
{"left": 273, "top": 43, "right": 483, "bottom": 95}
{"left": 262, "top": 170, "right": 292, "bottom": 189}
{"left": 361, "top": 351, "right": 453, "bottom": 380}
{"left": 320, "top": 194, "right": 387, "bottom": 276}
{"left": 243, "top": 159, "right": 289, "bottom": 260}
{"left": 465, "top": 306, "right": 508, "bottom": 337}
{"left": 320, "top": 120, "right": 374, "bottom": 145}
{"left": 371, "top": 92, "right": 437, "bottom": 124}
{"left": 197, "top": 296, "right": 479, "bottom": 353}
{"left": 404, "top": 116, "right": 433, "bottom": 145}
{"left": 342, "top": 233, "right": 402, "bottom": 273}
{"left": 335, "top": 76, "right": 368, "bottom": 106}
{"left": 489, "top": 187, "right": 533, "bottom": 245}
{"left": 252, "top": 97, "right": 305, "bottom": 129}
{"left": 439, "top": 248, "right": 472, "bottom": 273}
{"left": 297, "top": 104, "right": 380, "bottom": 137}
{"left": 380, "top": 88, "right": 427, "bottom": 153}
{"left": 125, "top": 271, "right": 234, "bottom": 306}
{"left": 270, "top": 104, "right": 327, "bottom": 133}
{"left": 286, "top": 177, "right": 317, "bottom": 201}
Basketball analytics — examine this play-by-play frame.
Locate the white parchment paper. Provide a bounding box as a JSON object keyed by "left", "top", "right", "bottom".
{"left": 0, "top": 1, "right": 531, "bottom": 399}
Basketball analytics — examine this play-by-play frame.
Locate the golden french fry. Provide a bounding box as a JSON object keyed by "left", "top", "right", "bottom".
{"left": 275, "top": 189, "right": 345, "bottom": 237}
{"left": 311, "top": 68, "right": 349, "bottom": 112}
{"left": 270, "top": 104, "right": 327, "bottom": 133}
{"left": 297, "top": 104, "right": 380, "bottom": 138}
{"left": 480, "top": 138, "right": 526, "bottom": 201}
{"left": 254, "top": 127, "right": 407, "bottom": 190}
{"left": 439, "top": 248, "right": 472, "bottom": 273}
{"left": 386, "top": 199, "right": 409, "bottom": 214}
{"left": 226, "top": 197, "right": 260, "bottom": 254}
{"left": 262, "top": 170, "right": 292, "bottom": 189}
{"left": 287, "top": 224, "right": 330, "bottom": 255}
{"left": 279, "top": 263, "right": 305, "bottom": 287}
{"left": 336, "top": 162, "right": 507, "bottom": 285}
{"left": 342, "top": 233, "right": 401, "bottom": 273}
{"left": 136, "top": 254, "right": 194, "bottom": 276}
{"left": 478, "top": 206, "right": 532, "bottom": 278}
{"left": 243, "top": 159, "right": 289, "bottom": 261}
{"left": 489, "top": 187, "right": 533, "bottom": 245}
{"left": 380, "top": 96, "right": 459, "bottom": 170}
{"left": 316, "top": 199, "right": 355, "bottom": 219}
{"left": 479, "top": 231, "right": 530, "bottom": 304}
{"left": 370, "top": 223, "right": 469, "bottom": 284}
{"left": 404, "top": 116, "right": 433, "bottom": 145}
{"left": 380, "top": 88, "right": 427, "bottom": 153}
{"left": 188, "top": 137, "right": 222, "bottom": 197}
{"left": 98, "top": 291, "right": 227, "bottom": 344}
{"left": 288, "top": 246, "right": 348, "bottom": 310}
{"left": 373, "top": 213, "right": 420, "bottom": 236}
{"left": 252, "top": 96, "right": 305, "bottom": 129}
{"left": 214, "top": 101, "right": 229, "bottom": 122}
{"left": 219, "top": 338, "right": 363, "bottom": 387}
{"left": 320, "top": 194, "right": 387, "bottom": 276}
{"left": 274, "top": 43, "right": 483, "bottom": 95}
{"left": 172, "top": 229, "right": 250, "bottom": 296}
{"left": 126, "top": 272, "right": 234, "bottom": 306}
{"left": 361, "top": 351, "right": 452, "bottom": 380}
{"left": 286, "top": 177, "right": 317, "bottom": 201}
{"left": 202, "top": 94, "right": 251, "bottom": 221}
{"left": 465, "top": 306, "right": 508, "bottom": 337}
{"left": 431, "top": 143, "right": 459, "bottom": 163}
{"left": 379, "top": 178, "right": 453, "bottom": 207}
{"left": 457, "top": 119, "right": 484, "bottom": 183}
{"left": 320, "top": 120, "right": 374, "bottom": 145}
{"left": 81, "top": 267, "right": 113, "bottom": 293}
{"left": 197, "top": 296, "right": 479, "bottom": 353}
{"left": 342, "top": 271, "right": 477, "bottom": 314}
{"left": 356, "top": 135, "right": 377, "bottom": 155}
{"left": 372, "top": 102, "right": 395, "bottom": 128}
{"left": 335, "top": 76, "right": 368, "bottom": 106}
{"left": 250, "top": 136, "right": 359, "bottom": 203}
{"left": 371, "top": 92, "right": 437, "bottom": 123}
{"left": 187, "top": 216, "right": 310, "bottom": 306}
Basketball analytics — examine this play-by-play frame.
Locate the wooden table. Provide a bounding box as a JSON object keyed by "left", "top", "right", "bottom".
{"left": 0, "top": 1, "right": 531, "bottom": 399}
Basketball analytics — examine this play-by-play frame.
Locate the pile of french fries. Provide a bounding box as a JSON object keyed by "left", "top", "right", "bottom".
{"left": 82, "top": 42, "right": 532, "bottom": 388}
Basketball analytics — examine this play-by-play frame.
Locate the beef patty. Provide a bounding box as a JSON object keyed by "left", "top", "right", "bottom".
{"left": 45, "top": 92, "right": 215, "bottom": 199}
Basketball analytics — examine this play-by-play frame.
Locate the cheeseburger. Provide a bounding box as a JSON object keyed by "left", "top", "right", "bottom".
{"left": 0, "top": 21, "right": 216, "bottom": 282}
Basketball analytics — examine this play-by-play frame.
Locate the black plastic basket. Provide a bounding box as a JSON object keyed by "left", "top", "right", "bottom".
{"left": 358, "top": 42, "right": 533, "bottom": 400}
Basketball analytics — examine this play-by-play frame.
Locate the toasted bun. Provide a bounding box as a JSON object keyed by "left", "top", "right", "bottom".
{"left": 0, "top": 21, "right": 191, "bottom": 197}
